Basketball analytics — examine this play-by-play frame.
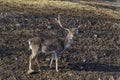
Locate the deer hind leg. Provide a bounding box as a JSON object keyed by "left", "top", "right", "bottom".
{"left": 27, "top": 51, "right": 38, "bottom": 74}
{"left": 35, "top": 53, "right": 41, "bottom": 71}
{"left": 49, "top": 53, "right": 55, "bottom": 68}
{"left": 27, "top": 54, "right": 35, "bottom": 74}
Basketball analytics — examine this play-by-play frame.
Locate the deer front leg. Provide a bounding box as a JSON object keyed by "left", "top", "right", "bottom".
{"left": 55, "top": 53, "right": 58, "bottom": 72}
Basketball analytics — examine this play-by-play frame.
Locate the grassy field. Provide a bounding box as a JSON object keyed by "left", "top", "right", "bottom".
{"left": 0, "top": 0, "right": 120, "bottom": 19}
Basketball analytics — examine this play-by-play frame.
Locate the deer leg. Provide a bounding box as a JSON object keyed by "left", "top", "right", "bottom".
{"left": 55, "top": 52, "right": 58, "bottom": 72}
{"left": 35, "top": 56, "right": 41, "bottom": 71}
{"left": 49, "top": 53, "right": 55, "bottom": 68}
{"left": 35, "top": 57, "right": 40, "bottom": 68}
{"left": 27, "top": 54, "right": 35, "bottom": 74}
{"left": 27, "top": 51, "right": 37, "bottom": 74}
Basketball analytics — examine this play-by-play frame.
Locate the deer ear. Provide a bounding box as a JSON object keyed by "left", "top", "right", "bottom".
{"left": 71, "top": 28, "right": 79, "bottom": 34}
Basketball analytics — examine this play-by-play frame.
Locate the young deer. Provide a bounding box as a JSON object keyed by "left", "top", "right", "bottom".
{"left": 27, "top": 15, "right": 80, "bottom": 74}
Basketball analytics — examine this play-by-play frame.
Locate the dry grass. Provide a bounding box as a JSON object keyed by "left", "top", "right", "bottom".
{"left": 0, "top": 0, "right": 120, "bottom": 19}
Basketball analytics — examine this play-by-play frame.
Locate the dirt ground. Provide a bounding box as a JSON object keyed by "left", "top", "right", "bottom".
{"left": 0, "top": 1, "right": 120, "bottom": 80}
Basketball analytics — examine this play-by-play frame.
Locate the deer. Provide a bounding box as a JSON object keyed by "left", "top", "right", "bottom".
{"left": 27, "top": 15, "right": 80, "bottom": 74}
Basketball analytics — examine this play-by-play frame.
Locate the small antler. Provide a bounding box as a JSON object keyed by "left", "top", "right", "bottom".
{"left": 55, "top": 14, "right": 63, "bottom": 28}
{"left": 55, "top": 14, "right": 71, "bottom": 33}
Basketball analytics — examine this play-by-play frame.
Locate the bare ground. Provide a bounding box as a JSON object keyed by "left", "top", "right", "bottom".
{"left": 0, "top": 1, "right": 120, "bottom": 80}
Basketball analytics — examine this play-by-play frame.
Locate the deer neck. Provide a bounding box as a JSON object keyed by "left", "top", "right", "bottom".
{"left": 65, "top": 32, "right": 73, "bottom": 48}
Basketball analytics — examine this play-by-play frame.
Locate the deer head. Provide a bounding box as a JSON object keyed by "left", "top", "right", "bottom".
{"left": 55, "top": 15, "right": 80, "bottom": 48}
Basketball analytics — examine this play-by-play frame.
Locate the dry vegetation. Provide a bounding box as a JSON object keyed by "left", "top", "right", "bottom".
{"left": 0, "top": 0, "right": 120, "bottom": 19}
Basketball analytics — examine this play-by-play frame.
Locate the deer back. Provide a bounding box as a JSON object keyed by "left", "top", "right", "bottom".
{"left": 41, "top": 38, "right": 65, "bottom": 53}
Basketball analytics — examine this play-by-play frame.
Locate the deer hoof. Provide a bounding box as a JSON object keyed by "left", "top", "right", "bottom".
{"left": 56, "top": 69, "right": 59, "bottom": 72}
{"left": 38, "top": 69, "right": 41, "bottom": 72}
{"left": 27, "top": 69, "right": 35, "bottom": 74}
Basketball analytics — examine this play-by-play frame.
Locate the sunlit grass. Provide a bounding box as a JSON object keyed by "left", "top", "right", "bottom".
{"left": 0, "top": 0, "right": 119, "bottom": 19}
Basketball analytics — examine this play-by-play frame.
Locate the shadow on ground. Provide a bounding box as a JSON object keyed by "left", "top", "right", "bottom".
{"left": 67, "top": 62, "right": 120, "bottom": 72}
